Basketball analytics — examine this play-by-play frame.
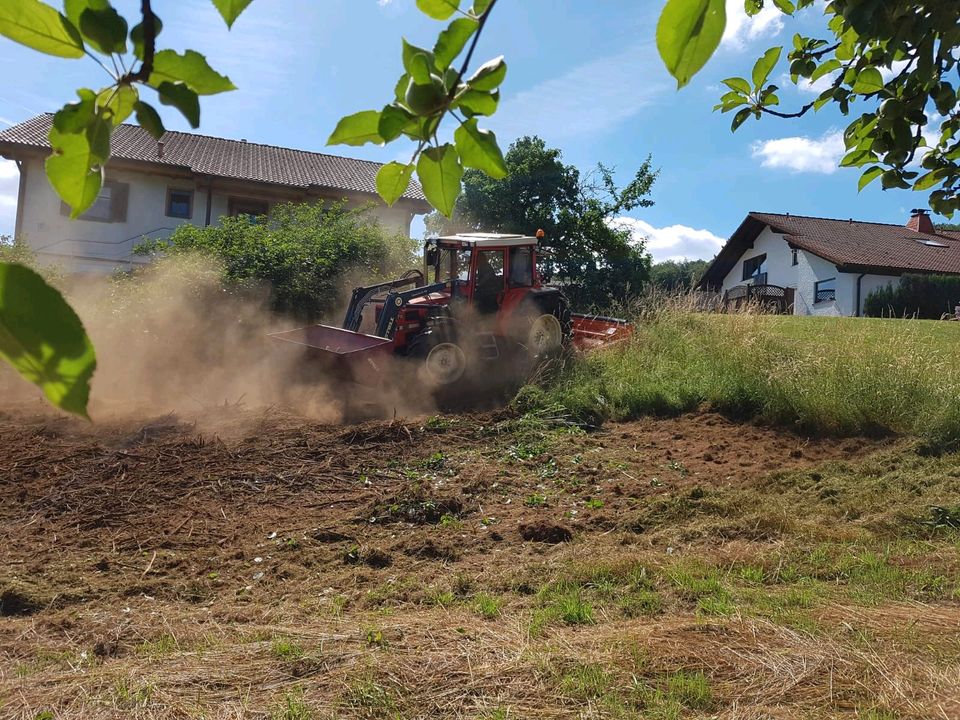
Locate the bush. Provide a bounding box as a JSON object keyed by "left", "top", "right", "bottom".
{"left": 863, "top": 274, "right": 960, "bottom": 319}
{"left": 535, "top": 294, "right": 960, "bottom": 445}
{"left": 137, "top": 202, "right": 418, "bottom": 320}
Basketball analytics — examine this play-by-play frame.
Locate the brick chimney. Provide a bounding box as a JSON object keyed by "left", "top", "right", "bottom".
{"left": 907, "top": 208, "right": 934, "bottom": 234}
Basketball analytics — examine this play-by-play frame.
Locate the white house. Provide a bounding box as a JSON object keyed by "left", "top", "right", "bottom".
{"left": 699, "top": 210, "right": 960, "bottom": 316}
{"left": 0, "top": 114, "right": 430, "bottom": 273}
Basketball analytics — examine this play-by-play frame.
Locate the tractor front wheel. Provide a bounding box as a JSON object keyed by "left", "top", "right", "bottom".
{"left": 422, "top": 342, "right": 467, "bottom": 386}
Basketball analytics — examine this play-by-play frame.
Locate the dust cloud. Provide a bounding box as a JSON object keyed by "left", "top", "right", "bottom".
{"left": 1, "top": 257, "right": 348, "bottom": 426}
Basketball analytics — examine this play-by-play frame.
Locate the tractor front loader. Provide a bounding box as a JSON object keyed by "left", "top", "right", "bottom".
{"left": 269, "top": 232, "right": 631, "bottom": 412}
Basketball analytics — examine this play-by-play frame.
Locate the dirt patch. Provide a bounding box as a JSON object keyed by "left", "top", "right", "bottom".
{"left": 0, "top": 405, "right": 905, "bottom": 718}
{"left": 518, "top": 520, "right": 573, "bottom": 543}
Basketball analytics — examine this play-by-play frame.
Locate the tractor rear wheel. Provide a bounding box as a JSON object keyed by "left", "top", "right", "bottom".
{"left": 526, "top": 313, "right": 564, "bottom": 355}
{"left": 513, "top": 293, "right": 572, "bottom": 358}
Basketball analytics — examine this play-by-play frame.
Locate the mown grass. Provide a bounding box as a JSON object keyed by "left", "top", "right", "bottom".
{"left": 535, "top": 301, "right": 960, "bottom": 446}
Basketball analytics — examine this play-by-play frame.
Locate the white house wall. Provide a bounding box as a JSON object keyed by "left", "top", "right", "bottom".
{"left": 15, "top": 159, "right": 416, "bottom": 273}
{"left": 719, "top": 226, "right": 796, "bottom": 292}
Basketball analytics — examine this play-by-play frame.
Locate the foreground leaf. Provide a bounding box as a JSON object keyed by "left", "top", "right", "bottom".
{"left": 656, "top": 0, "right": 726, "bottom": 88}
{"left": 434, "top": 17, "right": 478, "bottom": 70}
{"left": 416, "top": 0, "right": 459, "bottom": 20}
{"left": 0, "top": 0, "right": 84, "bottom": 58}
{"left": 45, "top": 105, "right": 107, "bottom": 218}
{"left": 150, "top": 49, "right": 236, "bottom": 95}
{"left": 852, "top": 67, "right": 884, "bottom": 94}
{"left": 211, "top": 0, "right": 253, "bottom": 28}
{"left": 0, "top": 262, "right": 96, "bottom": 417}
{"left": 466, "top": 56, "right": 506, "bottom": 91}
{"left": 454, "top": 119, "right": 506, "bottom": 178}
{"left": 74, "top": 1, "right": 127, "bottom": 55}
{"left": 157, "top": 82, "right": 200, "bottom": 127}
{"left": 752, "top": 47, "right": 781, "bottom": 90}
{"left": 376, "top": 161, "right": 415, "bottom": 206}
{"left": 134, "top": 100, "right": 165, "bottom": 139}
{"left": 417, "top": 144, "right": 463, "bottom": 216}
{"left": 327, "top": 110, "right": 383, "bottom": 146}
{"left": 97, "top": 84, "right": 138, "bottom": 126}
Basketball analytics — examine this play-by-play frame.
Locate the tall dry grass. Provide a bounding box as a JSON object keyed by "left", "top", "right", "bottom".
{"left": 540, "top": 292, "right": 960, "bottom": 445}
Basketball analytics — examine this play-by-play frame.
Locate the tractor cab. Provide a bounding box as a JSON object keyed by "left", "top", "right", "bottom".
{"left": 424, "top": 233, "right": 542, "bottom": 314}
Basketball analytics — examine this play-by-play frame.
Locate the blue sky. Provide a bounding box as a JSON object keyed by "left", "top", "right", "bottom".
{"left": 0, "top": 0, "right": 949, "bottom": 261}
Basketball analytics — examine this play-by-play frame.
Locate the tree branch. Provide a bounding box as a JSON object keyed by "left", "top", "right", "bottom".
{"left": 121, "top": 0, "right": 156, "bottom": 85}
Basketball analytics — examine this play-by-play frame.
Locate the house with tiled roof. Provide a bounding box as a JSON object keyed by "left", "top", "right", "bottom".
{"left": 0, "top": 114, "right": 430, "bottom": 273}
{"left": 698, "top": 210, "right": 960, "bottom": 317}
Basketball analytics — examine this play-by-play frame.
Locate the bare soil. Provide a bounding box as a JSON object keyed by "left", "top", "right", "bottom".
{"left": 0, "top": 403, "right": 954, "bottom": 719}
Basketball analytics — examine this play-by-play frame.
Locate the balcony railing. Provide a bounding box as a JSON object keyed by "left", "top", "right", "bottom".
{"left": 814, "top": 289, "right": 836, "bottom": 303}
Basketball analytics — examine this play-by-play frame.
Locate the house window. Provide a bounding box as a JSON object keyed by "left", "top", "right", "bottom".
{"left": 742, "top": 253, "right": 767, "bottom": 282}
{"left": 791, "top": 248, "right": 799, "bottom": 266}
{"left": 166, "top": 188, "right": 193, "bottom": 219}
{"left": 228, "top": 197, "right": 269, "bottom": 218}
{"left": 814, "top": 277, "right": 836, "bottom": 303}
{"left": 61, "top": 181, "right": 128, "bottom": 223}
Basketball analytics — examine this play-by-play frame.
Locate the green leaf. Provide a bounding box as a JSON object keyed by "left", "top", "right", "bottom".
{"left": 378, "top": 104, "right": 414, "bottom": 142}
{"left": 771, "top": 0, "right": 794, "bottom": 13}
{"left": 472, "top": 0, "right": 492, "bottom": 16}
{"left": 744, "top": 0, "right": 763, "bottom": 17}
{"left": 77, "top": 2, "right": 127, "bottom": 54}
{"left": 134, "top": 100, "right": 164, "bottom": 139}
{"left": 417, "top": 143, "right": 463, "bottom": 217}
{"left": 156, "top": 81, "right": 200, "bottom": 128}
{"left": 403, "top": 39, "right": 435, "bottom": 84}
{"left": 852, "top": 67, "right": 884, "bottom": 94}
{"left": 454, "top": 118, "right": 506, "bottom": 179}
{"left": 809, "top": 58, "right": 840, "bottom": 83}
{"left": 130, "top": 15, "right": 162, "bottom": 61}
{"left": 96, "top": 84, "right": 138, "bottom": 126}
{"left": 45, "top": 112, "right": 105, "bottom": 219}
{"left": 415, "top": 0, "right": 459, "bottom": 20}
{"left": 327, "top": 110, "right": 384, "bottom": 146}
{"left": 434, "top": 17, "right": 478, "bottom": 70}
{"left": 376, "top": 161, "right": 415, "bottom": 206}
{"left": 731, "top": 107, "right": 752, "bottom": 131}
{"left": 211, "top": 0, "right": 253, "bottom": 28}
{"left": 857, "top": 166, "right": 883, "bottom": 191}
{"left": 150, "top": 49, "right": 235, "bottom": 95}
{"left": 0, "top": 263, "right": 96, "bottom": 417}
{"left": 0, "top": 0, "right": 84, "bottom": 58}
{"left": 466, "top": 56, "right": 506, "bottom": 91}
{"left": 751, "top": 47, "right": 781, "bottom": 90}
{"left": 913, "top": 169, "right": 947, "bottom": 191}
{"left": 656, "top": 0, "right": 726, "bottom": 89}
{"left": 456, "top": 88, "right": 499, "bottom": 116}
{"left": 722, "top": 77, "right": 751, "bottom": 95}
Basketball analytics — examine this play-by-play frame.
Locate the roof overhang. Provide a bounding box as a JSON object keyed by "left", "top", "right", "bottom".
{"left": 697, "top": 214, "right": 770, "bottom": 289}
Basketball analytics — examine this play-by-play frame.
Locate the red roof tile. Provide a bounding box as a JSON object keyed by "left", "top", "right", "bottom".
{"left": 0, "top": 114, "right": 428, "bottom": 205}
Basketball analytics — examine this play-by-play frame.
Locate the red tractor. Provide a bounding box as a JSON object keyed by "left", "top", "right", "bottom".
{"left": 270, "top": 232, "right": 630, "bottom": 402}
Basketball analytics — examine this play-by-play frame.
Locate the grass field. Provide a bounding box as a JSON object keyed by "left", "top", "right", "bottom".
{"left": 3, "top": 308, "right": 960, "bottom": 719}
{"left": 539, "top": 308, "right": 960, "bottom": 446}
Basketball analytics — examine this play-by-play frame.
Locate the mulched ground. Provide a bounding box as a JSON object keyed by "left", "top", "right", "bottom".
{"left": 0, "top": 403, "right": 891, "bottom": 718}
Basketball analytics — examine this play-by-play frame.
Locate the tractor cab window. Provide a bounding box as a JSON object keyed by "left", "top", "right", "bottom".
{"left": 474, "top": 249, "right": 505, "bottom": 313}
{"left": 509, "top": 246, "right": 534, "bottom": 287}
{"left": 456, "top": 249, "right": 472, "bottom": 282}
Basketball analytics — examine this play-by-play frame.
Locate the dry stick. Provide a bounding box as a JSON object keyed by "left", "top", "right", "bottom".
{"left": 140, "top": 549, "right": 157, "bottom": 578}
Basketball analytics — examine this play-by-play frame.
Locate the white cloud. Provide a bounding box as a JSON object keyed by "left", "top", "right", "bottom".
{"left": 790, "top": 71, "right": 837, "bottom": 94}
{"left": 0, "top": 159, "right": 19, "bottom": 237}
{"left": 751, "top": 130, "right": 844, "bottom": 174}
{"left": 492, "top": 43, "right": 668, "bottom": 142}
{"left": 612, "top": 217, "right": 725, "bottom": 262}
{"left": 722, "top": 0, "right": 784, "bottom": 50}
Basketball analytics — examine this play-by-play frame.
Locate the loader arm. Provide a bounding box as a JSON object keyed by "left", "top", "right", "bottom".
{"left": 375, "top": 282, "right": 448, "bottom": 339}
{"left": 342, "top": 271, "right": 425, "bottom": 332}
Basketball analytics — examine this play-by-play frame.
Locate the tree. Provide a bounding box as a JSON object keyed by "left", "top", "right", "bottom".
{"left": 137, "top": 202, "right": 418, "bottom": 321}
{"left": 937, "top": 223, "right": 960, "bottom": 232}
{"left": 649, "top": 259, "right": 710, "bottom": 291}
{"left": 427, "top": 136, "right": 658, "bottom": 308}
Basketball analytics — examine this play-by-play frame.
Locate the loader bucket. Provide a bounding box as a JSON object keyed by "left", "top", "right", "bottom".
{"left": 269, "top": 324, "right": 394, "bottom": 385}
{"left": 570, "top": 313, "right": 633, "bottom": 350}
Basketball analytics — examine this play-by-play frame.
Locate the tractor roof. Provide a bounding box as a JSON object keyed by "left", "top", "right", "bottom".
{"left": 437, "top": 233, "right": 537, "bottom": 248}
